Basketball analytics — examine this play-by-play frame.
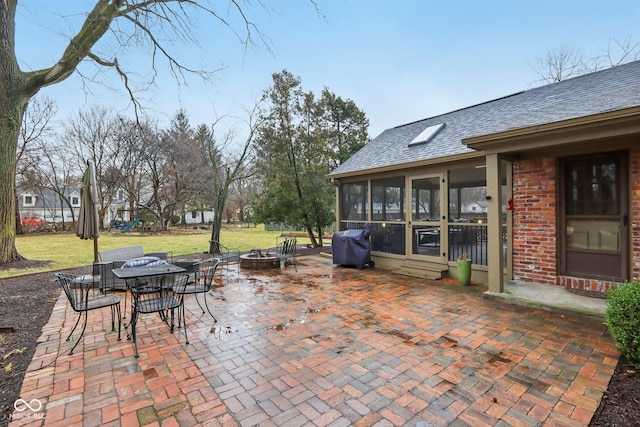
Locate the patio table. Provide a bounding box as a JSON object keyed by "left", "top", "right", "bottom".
{"left": 111, "top": 263, "right": 186, "bottom": 280}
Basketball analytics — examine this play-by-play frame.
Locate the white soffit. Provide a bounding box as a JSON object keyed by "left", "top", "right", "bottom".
{"left": 408, "top": 123, "right": 445, "bottom": 146}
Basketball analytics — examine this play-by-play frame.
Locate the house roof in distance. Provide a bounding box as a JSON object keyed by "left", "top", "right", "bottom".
{"left": 329, "top": 60, "right": 640, "bottom": 177}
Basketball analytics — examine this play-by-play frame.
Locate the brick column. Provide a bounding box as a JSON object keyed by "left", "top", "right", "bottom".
{"left": 512, "top": 158, "right": 557, "bottom": 284}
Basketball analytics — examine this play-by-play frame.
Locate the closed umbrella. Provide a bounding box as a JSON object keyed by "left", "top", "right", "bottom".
{"left": 76, "top": 160, "right": 100, "bottom": 261}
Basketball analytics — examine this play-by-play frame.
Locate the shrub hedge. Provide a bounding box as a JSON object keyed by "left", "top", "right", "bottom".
{"left": 606, "top": 280, "right": 640, "bottom": 368}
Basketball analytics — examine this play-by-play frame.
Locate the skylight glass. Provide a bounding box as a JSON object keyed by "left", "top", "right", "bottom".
{"left": 408, "top": 123, "right": 445, "bottom": 146}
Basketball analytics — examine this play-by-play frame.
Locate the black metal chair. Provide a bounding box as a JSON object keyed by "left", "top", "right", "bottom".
{"left": 275, "top": 237, "right": 298, "bottom": 271}
{"left": 55, "top": 272, "right": 122, "bottom": 355}
{"left": 126, "top": 274, "right": 186, "bottom": 358}
{"left": 173, "top": 258, "right": 221, "bottom": 325}
{"left": 209, "top": 240, "right": 239, "bottom": 273}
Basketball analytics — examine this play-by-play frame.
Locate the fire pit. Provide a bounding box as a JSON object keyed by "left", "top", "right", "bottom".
{"left": 239, "top": 249, "right": 280, "bottom": 270}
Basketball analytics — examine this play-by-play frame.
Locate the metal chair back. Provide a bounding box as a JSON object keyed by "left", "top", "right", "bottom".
{"left": 197, "top": 258, "right": 221, "bottom": 291}
{"left": 276, "top": 237, "right": 298, "bottom": 271}
{"left": 126, "top": 274, "right": 187, "bottom": 358}
{"left": 173, "top": 258, "right": 221, "bottom": 324}
{"left": 54, "top": 272, "right": 121, "bottom": 355}
{"left": 127, "top": 275, "right": 181, "bottom": 314}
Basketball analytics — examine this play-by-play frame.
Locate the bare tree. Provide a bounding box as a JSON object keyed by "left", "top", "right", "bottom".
{"left": 597, "top": 36, "right": 640, "bottom": 68}
{"left": 531, "top": 44, "right": 586, "bottom": 83}
{"left": 29, "top": 137, "right": 79, "bottom": 228}
{"left": 114, "top": 118, "right": 152, "bottom": 221}
{"left": 532, "top": 36, "right": 640, "bottom": 84}
{"left": 15, "top": 96, "right": 57, "bottom": 234}
{"left": 230, "top": 175, "right": 260, "bottom": 223}
{"left": 201, "top": 104, "right": 264, "bottom": 250}
{"left": 0, "top": 1, "right": 272, "bottom": 262}
{"left": 64, "top": 106, "right": 122, "bottom": 230}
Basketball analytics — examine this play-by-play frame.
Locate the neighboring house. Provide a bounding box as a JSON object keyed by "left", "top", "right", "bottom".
{"left": 185, "top": 209, "right": 215, "bottom": 225}
{"left": 19, "top": 187, "right": 81, "bottom": 224}
{"left": 328, "top": 60, "right": 640, "bottom": 295}
{"left": 464, "top": 201, "right": 487, "bottom": 214}
{"left": 20, "top": 184, "right": 215, "bottom": 230}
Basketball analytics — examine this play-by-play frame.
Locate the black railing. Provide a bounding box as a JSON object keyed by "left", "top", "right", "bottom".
{"left": 448, "top": 224, "right": 488, "bottom": 265}
{"left": 341, "top": 222, "right": 506, "bottom": 266}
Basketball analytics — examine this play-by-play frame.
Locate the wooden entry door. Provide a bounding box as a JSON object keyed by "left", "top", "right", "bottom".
{"left": 560, "top": 152, "right": 629, "bottom": 281}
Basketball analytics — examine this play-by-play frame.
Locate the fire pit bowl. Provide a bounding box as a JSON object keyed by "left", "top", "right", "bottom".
{"left": 239, "top": 249, "right": 280, "bottom": 270}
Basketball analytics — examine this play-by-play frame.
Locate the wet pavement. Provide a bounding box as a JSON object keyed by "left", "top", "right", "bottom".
{"left": 9, "top": 255, "right": 617, "bottom": 426}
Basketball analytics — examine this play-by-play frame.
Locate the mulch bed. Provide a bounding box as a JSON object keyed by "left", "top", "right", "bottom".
{"left": 1, "top": 259, "right": 62, "bottom": 423}
{"left": 0, "top": 252, "right": 638, "bottom": 426}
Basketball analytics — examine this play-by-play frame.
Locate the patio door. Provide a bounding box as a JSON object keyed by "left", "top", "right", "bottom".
{"left": 408, "top": 174, "right": 446, "bottom": 263}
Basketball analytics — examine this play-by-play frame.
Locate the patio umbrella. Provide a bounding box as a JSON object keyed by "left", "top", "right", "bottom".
{"left": 76, "top": 160, "right": 100, "bottom": 261}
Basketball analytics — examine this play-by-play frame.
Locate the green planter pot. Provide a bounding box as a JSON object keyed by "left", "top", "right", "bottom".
{"left": 457, "top": 259, "right": 472, "bottom": 286}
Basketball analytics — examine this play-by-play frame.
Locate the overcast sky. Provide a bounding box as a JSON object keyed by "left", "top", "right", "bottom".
{"left": 14, "top": 0, "right": 640, "bottom": 140}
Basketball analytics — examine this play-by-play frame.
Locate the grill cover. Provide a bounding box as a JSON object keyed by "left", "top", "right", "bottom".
{"left": 332, "top": 224, "right": 371, "bottom": 269}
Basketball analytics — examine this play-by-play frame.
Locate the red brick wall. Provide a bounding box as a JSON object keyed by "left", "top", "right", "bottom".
{"left": 632, "top": 148, "right": 640, "bottom": 282}
{"left": 512, "top": 158, "right": 558, "bottom": 284}
{"left": 512, "top": 149, "right": 640, "bottom": 292}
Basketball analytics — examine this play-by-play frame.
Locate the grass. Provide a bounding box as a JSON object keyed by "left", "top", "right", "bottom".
{"left": 2, "top": 225, "right": 317, "bottom": 279}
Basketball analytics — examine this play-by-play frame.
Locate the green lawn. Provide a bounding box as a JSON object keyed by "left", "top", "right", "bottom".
{"left": 3, "top": 225, "right": 314, "bottom": 279}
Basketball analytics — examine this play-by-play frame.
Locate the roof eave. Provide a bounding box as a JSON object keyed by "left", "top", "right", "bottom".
{"left": 463, "top": 106, "right": 640, "bottom": 154}
{"left": 327, "top": 151, "right": 483, "bottom": 180}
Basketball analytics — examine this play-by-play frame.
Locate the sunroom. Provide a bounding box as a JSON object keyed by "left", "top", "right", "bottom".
{"left": 328, "top": 60, "right": 640, "bottom": 294}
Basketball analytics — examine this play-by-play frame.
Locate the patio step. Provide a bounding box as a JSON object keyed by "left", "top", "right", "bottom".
{"left": 393, "top": 262, "right": 447, "bottom": 280}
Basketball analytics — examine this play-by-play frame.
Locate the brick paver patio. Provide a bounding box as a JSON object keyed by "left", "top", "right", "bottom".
{"left": 8, "top": 255, "right": 618, "bottom": 426}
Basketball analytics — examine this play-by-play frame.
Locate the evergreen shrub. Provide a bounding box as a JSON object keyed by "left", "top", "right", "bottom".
{"left": 606, "top": 280, "right": 640, "bottom": 368}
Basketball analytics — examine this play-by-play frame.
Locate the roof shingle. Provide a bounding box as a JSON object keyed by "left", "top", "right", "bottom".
{"left": 329, "top": 60, "right": 640, "bottom": 177}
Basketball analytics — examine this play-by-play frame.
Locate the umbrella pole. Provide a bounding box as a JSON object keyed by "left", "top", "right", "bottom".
{"left": 89, "top": 161, "right": 100, "bottom": 262}
{"left": 94, "top": 239, "right": 99, "bottom": 263}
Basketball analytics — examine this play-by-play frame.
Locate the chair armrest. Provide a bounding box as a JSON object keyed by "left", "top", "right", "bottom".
{"left": 209, "top": 240, "right": 240, "bottom": 271}
{"left": 209, "top": 241, "right": 239, "bottom": 257}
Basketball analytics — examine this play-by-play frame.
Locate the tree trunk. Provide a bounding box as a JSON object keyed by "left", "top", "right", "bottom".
{"left": 209, "top": 208, "right": 223, "bottom": 247}
{"left": 0, "top": 99, "right": 27, "bottom": 262}
{"left": 209, "top": 189, "right": 227, "bottom": 250}
{"left": 14, "top": 190, "right": 23, "bottom": 235}
{"left": 306, "top": 226, "right": 318, "bottom": 247}
{"left": 0, "top": 1, "right": 25, "bottom": 261}
{"left": 316, "top": 224, "right": 323, "bottom": 247}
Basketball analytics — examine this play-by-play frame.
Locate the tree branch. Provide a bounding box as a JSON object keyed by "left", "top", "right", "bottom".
{"left": 87, "top": 51, "right": 143, "bottom": 120}
{"left": 22, "top": 0, "right": 124, "bottom": 95}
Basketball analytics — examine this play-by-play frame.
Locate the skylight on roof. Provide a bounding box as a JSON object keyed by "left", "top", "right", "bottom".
{"left": 408, "top": 123, "right": 445, "bottom": 146}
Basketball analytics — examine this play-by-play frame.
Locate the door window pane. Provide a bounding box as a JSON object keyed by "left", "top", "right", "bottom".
{"left": 566, "top": 158, "right": 618, "bottom": 215}
{"left": 412, "top": 178, "right": 440, "bottom": 221}
{"left": 566, "top": 219, "right": 619, "bottom": 251}
{"left": 412, "top": 225, "right": 440, "bottom": 256}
